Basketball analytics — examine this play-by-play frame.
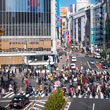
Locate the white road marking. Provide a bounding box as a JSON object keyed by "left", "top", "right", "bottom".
{"left": 78, "top": 94, "right": 82, "bottom": 98}
{"left": 0, "top": 100, "right": 11, "bottom": 102}
{"left": 33, "top": 107, "right": 39, "bottom": 110}
{"left": 89, "top": 94, "right": 93, "bottom": 99}
{"left": 5, "top": 104, "right": 9, "bottom": 108}
{"left": 73, "top": 95, "right": 76, "bottom": 98}
{"left": 93, "top": 103, "right": 95, "bottom": 110}
{"left": 37, "top": 101, "right": 46, "bottom": 104}
{"left": 41, "top": 94, "right": 45, "bottom": 97}
{"left": 87, "top": 61, "right": 91, "bottom": 69}
{"left": 100, "top": 92, "right": 104, "bottom": 99}
{"left": 8, "top": 93, "right": 15, "bottom": 98}
{"left": 23, "top": 101, "right": 34, "bottom": 110}
{"left": 34, "top": 104, "right": 44, "bottom": 108}
{"left": 64, "top": 102, "right": 71, "bottom": 110}
{"left": 3, "top": 92, "right": 14, "bottom": 98}
{"left": 95, "top": 95, "right": 98, "bottom": 99}
{"left": 26, "top": 94, "right": 29, "bottom": 97}
{"left": 4, "top": 92, "right": 10, "bottom": 95}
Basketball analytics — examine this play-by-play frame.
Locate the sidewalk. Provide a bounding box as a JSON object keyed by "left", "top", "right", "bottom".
{"left": 57, "top": 55, "right": 70, "bottom": 70}
{"left": 57, "top": 55, "right": 66, "bottom": 70}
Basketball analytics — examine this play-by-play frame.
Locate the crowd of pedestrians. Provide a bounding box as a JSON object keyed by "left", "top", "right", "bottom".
{"left": 0, "top": 56, "right": 110, "bottom": 99}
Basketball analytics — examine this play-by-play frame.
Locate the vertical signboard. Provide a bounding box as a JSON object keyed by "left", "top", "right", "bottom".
{"left": 56, "top": 0, "right": 60, "bottom": 28}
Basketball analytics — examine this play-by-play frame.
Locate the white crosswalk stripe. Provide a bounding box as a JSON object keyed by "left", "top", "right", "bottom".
{"left": 72, "top": 93, "right": 109, "bottom": 99}
{"left": 100, "top": 92, "right": 104, "bottom": 99}
{"left": 1, "top": 91, "right": 46, "bottom": 99}
{"left": 89, "top": 94, "right": 93, "bottom": 99}
{"left": 8, "top": 93, "right": 15, "bottom": 98}
{"left": 3, "top": 92, "right": 14, "bottom": 98}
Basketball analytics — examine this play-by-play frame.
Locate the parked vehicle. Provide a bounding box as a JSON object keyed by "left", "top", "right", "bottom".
{"left": 9, "top": 95, "right": 29, "bottom": 109}
{"left": 70, "top": 63, "right": 76, "bottom": 69}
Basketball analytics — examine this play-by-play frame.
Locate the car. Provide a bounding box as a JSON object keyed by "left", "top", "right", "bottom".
{"left": 0, "top": 106, "right": 7, "bottom": 110}
{"left": 9, "top": 95, "right": 29, "bottom": 109}
{"left": 95, "top": 55, "right": 101, "bottom": 59}
{"left": 70, "top": 63, "right": 76, "bottom": 69}
{"left": 100, "top": 59, "right": 105, "bottom": 63}
{"left": 102, "top": 63, "right": 108, "bottom": 69}
{"left": 90, "top": 60, "right": 95, "bottom": 64}
{"left": 71, "top": 56, "right": 77, "bottom": 62}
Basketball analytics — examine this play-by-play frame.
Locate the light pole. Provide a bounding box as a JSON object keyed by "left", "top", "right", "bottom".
{"left": 44, "top": 65, "right": 47, "bottom": 81}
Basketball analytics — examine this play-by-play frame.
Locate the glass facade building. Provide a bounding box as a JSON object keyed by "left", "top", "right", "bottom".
{"left": 0, "top": 0, "right": 51, "bottom": 36}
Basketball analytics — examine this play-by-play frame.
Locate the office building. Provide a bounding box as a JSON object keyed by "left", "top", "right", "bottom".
{"left": 0, "top": 0, "right": 57, "bottom": 68}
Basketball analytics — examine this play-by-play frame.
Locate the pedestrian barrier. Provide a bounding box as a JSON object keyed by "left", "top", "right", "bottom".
{"left": 31, "top": 103, "right": 33, "bottom": 110}
{"left": 26, "top": 106, "right": 28, "bottom": 110}
{"left": 35, "top": 98, "right": 37, "bottom": 104}
{"left": 38, "top": 96, "right": 40, "bottom": 102}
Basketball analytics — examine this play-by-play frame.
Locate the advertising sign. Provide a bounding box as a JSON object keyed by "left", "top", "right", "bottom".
{"left": 60, "top": 7, "right": 68, "bottom": 16}
{"left": 56, "top": 0, "right": 60, "bottom": 27}
{"left": 6, "top": 0, "right": 44, "bottom": 12}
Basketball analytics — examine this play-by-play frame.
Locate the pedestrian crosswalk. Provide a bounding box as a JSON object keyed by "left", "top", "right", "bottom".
{"left": 1, "top": 91, "right": 46, "bottom": 99}
{"left": 72, "top": 92, "right": 109, "bottom": 99}
{"left": 23, "top": 100, "right": 47, "bottom": 110}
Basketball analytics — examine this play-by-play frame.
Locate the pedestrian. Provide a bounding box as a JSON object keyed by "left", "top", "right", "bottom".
{"left": 26, "top": 79, "right": 28, "bottom": 86}
{"left": 9, "top": 84, "right": 13, "bottom": 92}
{"left": 1, "top": 87, "right": 5, "bottom": 97}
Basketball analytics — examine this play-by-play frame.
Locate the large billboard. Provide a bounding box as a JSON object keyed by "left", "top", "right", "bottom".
{"left": 60, "top": 7, "right": 68, "bottom": 16}
{"left": 5, "top": 0, "right": 44, "bottom": 12}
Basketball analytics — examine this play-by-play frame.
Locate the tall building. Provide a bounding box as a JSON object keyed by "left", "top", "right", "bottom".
{"left": 76, "top": 0, "right": 90, "bottom": 12}
{"left": 72, "top": 5, "right": 93, "bottom": 51}
{"left": 0, "top": 0, "right": 57, "bottom": 68}
{"left": 92, "top": 3, "right": 104, "bottom": 47}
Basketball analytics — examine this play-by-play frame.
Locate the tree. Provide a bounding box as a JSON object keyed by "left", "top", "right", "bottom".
{"left": 44, "top": 88, "right": 65, "bottom": 110}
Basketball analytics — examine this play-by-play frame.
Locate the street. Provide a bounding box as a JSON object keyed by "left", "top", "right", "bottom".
{"left": 69, "top": 98, "right": 110, "bottom": 110}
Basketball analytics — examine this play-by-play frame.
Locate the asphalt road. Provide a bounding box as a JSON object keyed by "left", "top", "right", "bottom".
{"left": 0, "top": 97, "right": 47, "bottom": 110}
{"left": 72, "top": 53, "right": 99, "bottom": 70}
{"left": 69, "top": 98, "right": 110, "bottom": 110}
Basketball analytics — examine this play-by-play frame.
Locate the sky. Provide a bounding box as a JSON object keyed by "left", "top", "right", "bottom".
{"left": 60, "top": 0, "right": 96, "bottom": 10}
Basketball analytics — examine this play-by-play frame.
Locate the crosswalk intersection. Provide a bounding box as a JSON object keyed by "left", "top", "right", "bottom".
{"left": 1, "top": 91, "right": 45, "bottom": 99}
{"left": 72, "top": 92, "right": 109, "bottom": 99}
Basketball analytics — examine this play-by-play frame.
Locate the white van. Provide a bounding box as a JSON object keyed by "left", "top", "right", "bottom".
{"left": 94, "top": 52, "right": 101, "bottom": 59}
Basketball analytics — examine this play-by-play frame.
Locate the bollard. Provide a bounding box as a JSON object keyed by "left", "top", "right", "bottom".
{"left": 26, "top": 106, "right": 28, "bottom": 110}
{"left": 31, "top": 103, "right": 33, "bottom": 110}
{"left": 35, "top": 98, "right": 37, "bottom": 104}
{"left": 38, "top": 95, "right": 40, "bottom": 102}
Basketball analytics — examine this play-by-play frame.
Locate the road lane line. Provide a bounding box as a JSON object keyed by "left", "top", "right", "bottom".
{"left": 87, "top": 61, "right": 91, "bottom": 69}
{"left": 64, "top": 102, "right": 71, "bottom": 110}
{"left": 100, "top": 92, "right": 104, "bottom": 99}
{"left": 8, "top": 93, "right": 15, "bottom": 98}
{"left": 93, "top": 103, "right": 95, "bottom": 110}
{"left": 5, "top": 104, "right": 9, "bottom": 108}
{"left": 95, "top": 63, "right": 98, "bottom": 69}
{"left": 23, "top": 101, "right": 34, "bottom": 110}
{"left": 41, "top": 93, "right": 45, "bottom": 97}
{"left": 37, "top": 101, "right": 46, "bottom": 104}
{"left": 34, "top": 104, "right": 44, "bottom": 108}
{"left": 0, "top": 100, "right": 11, "bottom": 102}
{"left": 3, "top": 92, "right": 14, "bottom": 98}
{"left": 4, "top": 92, "right": 10, "bottom": 95}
